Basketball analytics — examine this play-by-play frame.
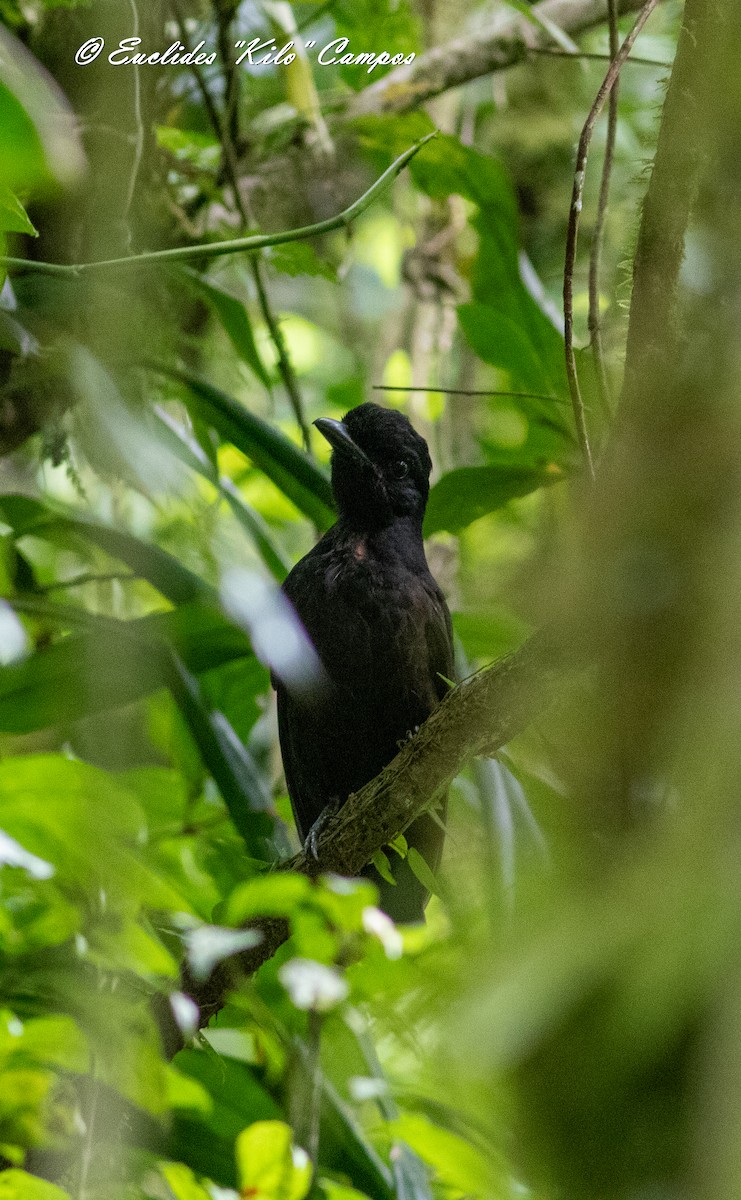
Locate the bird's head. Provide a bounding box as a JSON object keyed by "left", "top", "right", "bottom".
{"left": 315, "top": 402, "right": 432, "bottom": 531}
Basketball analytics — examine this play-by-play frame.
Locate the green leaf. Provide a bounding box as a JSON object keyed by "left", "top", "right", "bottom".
{"left": 179, "top": 269, "right": 272, "bottom": 388}
{"left": 0, "top": 1170, "right": 70, "bottom": 1200}
{"left": 371, "top": 849, "right": 396, "bottom": 886}
{"left": 157, "top": 367, "right": 335, "bottom": 529}
{"left": 0, "top": 755, "right": 192, "bottom": 913}
{"left": 235, "top": 1120, "right": 312, "bottom": 1200}
{"left": 67, "top": 344, "right": 188, "bottom": 495}
{"left": 158, "top": 1162, "right": 212, "bottom": 1200}
{"left": 406, "top": 848, "right": 441, "bottom": 899}
{"left": 268, "top": 242, "right": 336, "bottom": 281}
{"left": 0, "top": 601, "right": 259, "bottom": 734}
{"left": 390, "top": 1114, "right": 494, "bottom": 1198}
{"left": 153, "top": 407, "right": 291, "bottom": 581}
{"left": 457, "top": 303, "right": 553, "bottom": 396}
{"left": 170, "top": 1049, "right": 283, "bottom": 1187}
{"left": 163, "top": 652, "right": 274, "bottom": 859}
{"left": 319, "top": 1183, "right": 372, "bottom": 1200}
{"left": 0, "top": 1012, "right": 88, "bottom": 1074}
{"left": 224, "top": 873, "right": 312, "bottom": 925}
{"left": 424, "top": 464, "right": 561, "bottom": 535}
{"left": 0, "top": 186, "right": 37, "bottom": 236}
{"left": 0, "top": 493, "right": 213, "bottom": 606}
{"left": 0, "top": 26, "right": 84, "bottom": 195}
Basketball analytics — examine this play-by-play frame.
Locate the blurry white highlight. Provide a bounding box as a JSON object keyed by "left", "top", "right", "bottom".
{"left": 278, "top": 958, "right": 349, "bottom": 1011}
{"left": 221, "top": 567, "right": 324, "bottom": 695}
{"left": 362, "top": 905, "right": 403, "bottom": 959}
{"left": 0, "top": 601, "right": 29, "bottom": 665}
{"left": 0, "top": 830, "right": 54, "bottom": 879}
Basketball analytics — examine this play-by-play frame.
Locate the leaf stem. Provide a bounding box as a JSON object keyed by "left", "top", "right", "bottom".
{"left": 0, "top": 135, "right": 437, "bottom": 278}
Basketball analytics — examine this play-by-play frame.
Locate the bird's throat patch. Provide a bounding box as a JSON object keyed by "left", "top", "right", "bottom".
{"left": 353, "top": 538, "right": 367, "bottom": 562}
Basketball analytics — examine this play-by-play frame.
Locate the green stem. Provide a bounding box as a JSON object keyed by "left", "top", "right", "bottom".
{"left": 0, "top": 135, "right": 437, "bottom": 279}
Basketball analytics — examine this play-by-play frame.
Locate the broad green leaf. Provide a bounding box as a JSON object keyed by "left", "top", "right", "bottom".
{"left": 406, "top": 848, "right": 442, "bottom": 899}
{"left": 366, "top": 127, "right": 568, "bottom": 399}
{"left": 0, "top": 1012, "right": 88, "bottom": 1074}
{"left": 235, "top": 1120, "right": 312, "bottom": 1200}
{"left": 67, "top": 344, "right": 187, "bottom": 495}
{"left": 179, "top": 269, "right": 272, "bottom": 388}
{"left": 0, "top": 1067, "right": 55, "bottom": 1149}
{"left": 425, "top": 464, "right": 561, "bottom": 535}
{"left": 0, "top": 602, "right": 259, "bottom": 734}
{"left": 0, "top": 186, "right": 37, "bottom": 236}
{"left": 224, "top": 872, "right": 312, "bottom": 924}
{"left": 0, "top": 755, "right": 192, "bottom": 913}
{"left": 0, "top": 493, "right": 213, "bottom": 606}
{"left": 457, "top": 304, "right": 552, "bottom": 396}
{"left": 165, "top": 1066, "right": 213, "bottom": 1117}
{"left": 0, "top": 1170, "right": 70, "bottom": 1200}
{"left": 158, "top": 367, "right": 335, "bottom": 529}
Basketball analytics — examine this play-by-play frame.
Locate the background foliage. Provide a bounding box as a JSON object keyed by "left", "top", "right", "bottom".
{"left": 3, "top": 1, "right": 740, "bottom": 1199}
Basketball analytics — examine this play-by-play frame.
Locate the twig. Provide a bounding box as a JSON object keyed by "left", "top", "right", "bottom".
{"left": 0, "top": 136, "right": 436, "bottom": 278}
{"left": 530, "top": 46, "right": 670, "bottom": 67}
{"left": 563, "top": 0, "right": 660, "bottom": 482}
{"left": 373, "top": 384, "right": 562, "bottom": 402}
{"left": 587, "top": 0, "right": 620, "bottom": 417}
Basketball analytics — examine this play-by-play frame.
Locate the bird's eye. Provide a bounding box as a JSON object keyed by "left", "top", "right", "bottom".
{"left": 390, "top": 459, "right": 409, "bottom": 480}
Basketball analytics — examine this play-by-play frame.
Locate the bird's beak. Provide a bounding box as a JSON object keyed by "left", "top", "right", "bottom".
{"left": 313, "top": 418, "right": 373, "bottom": 469}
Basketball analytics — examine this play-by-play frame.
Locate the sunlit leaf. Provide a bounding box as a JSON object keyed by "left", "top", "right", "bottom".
{"left": 0, "top": 1170, "right": 71, "bottom": 1200}
{"left": 235, "top": 1120, "right": 312, "bottom": 1200}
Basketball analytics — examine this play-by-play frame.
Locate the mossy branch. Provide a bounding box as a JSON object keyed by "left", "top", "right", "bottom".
{"left": 179, "top": 629, "right": 567, "bottom": 1032}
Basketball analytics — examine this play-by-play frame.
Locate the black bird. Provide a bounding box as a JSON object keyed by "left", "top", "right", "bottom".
{"left": 274, "top": 402, "right": 454, "bottom": 922}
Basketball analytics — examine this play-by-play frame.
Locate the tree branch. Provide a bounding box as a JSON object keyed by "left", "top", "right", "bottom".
{"left": 348, "top": 0, "right": 669, "bottom": 118}
{"left": 181, "top": 629, "right": 568, "bottom": 1028}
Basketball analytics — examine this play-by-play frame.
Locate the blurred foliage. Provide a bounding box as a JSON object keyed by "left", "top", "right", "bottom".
{"left": 4, "top": 1, "right": 739, "bottom": 1200}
